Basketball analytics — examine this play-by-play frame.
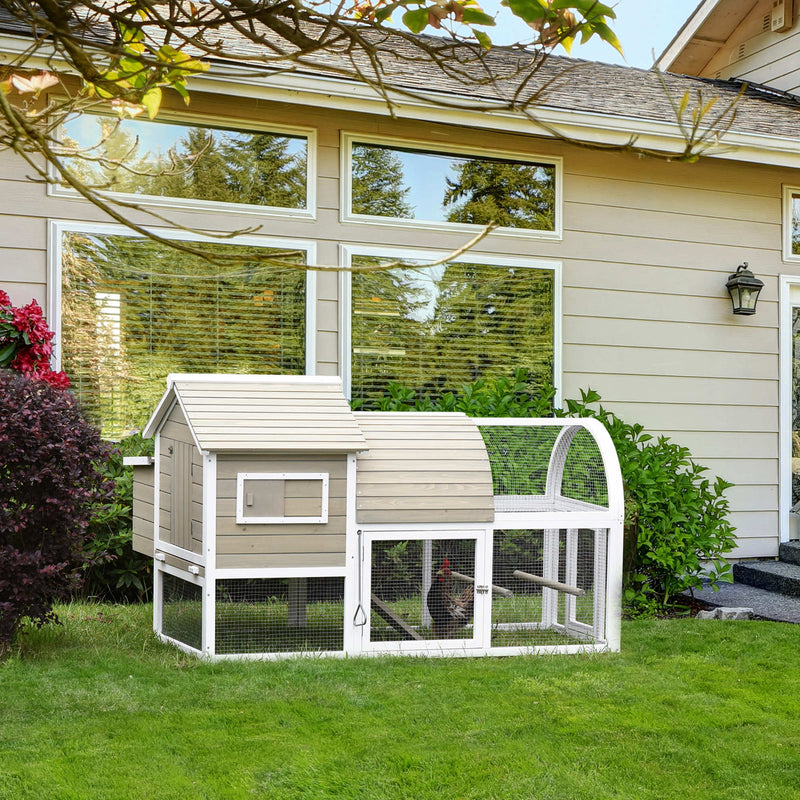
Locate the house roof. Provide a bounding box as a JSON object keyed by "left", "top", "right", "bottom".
{"left": 143, "top": 374, "right": 368, "bottom": 453}
{"left": 656, "top": 0, "right": 752, "bottom": 75}
{"left": 3, "top": 7, "right": 800, "bottom": 163}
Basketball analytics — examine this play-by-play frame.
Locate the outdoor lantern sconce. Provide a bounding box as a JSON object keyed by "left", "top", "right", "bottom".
{"left": 726, "top": 263, "right": 764, "bottom": 316}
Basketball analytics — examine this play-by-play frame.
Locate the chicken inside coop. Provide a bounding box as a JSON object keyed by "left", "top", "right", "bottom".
{"left": 426, "top": 557, "right": 475, "bottom": 638}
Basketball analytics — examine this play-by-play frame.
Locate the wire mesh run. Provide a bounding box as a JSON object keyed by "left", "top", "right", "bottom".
{"left": 480, "top": 425, "right": 608, "bottom": 510}
{"left": 214, "top": 577, "right": 345, "bottom": 655}
{"left": 491, "top": 529, "right": 606, "bottom": 648}
{"left": 162, "top": 573, "right": 203, "bottom": 651}
{"left": 368, "top": 538, "right": 477, "bottom": 643}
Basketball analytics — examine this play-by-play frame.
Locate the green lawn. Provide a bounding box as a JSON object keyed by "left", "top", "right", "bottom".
{"left": 1, "top": 602, "right": 799, "bottom": 800}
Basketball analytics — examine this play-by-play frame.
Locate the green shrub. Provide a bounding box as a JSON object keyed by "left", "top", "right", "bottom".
{"left": 362, "top": 374, "right": 736, "bottom": 615}
{"left": 81, "top": 434, "right": 154, "bottom": 603}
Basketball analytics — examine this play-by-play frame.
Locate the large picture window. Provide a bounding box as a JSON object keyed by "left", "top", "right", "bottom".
{"left": 57, "top": 115, "right": 314, "bottom": 216}
{"left": 343, "top": 247, "right": 559, "bottom": 407}
{"left": 344, "top": 135, "right": 560, "bottom": 237}
{"left": 54, "top": 225, "right": 312, "bottom": 438}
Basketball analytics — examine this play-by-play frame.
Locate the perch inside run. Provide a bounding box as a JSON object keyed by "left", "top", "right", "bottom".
{"left": 129, "top": 374, "right": 624, "bottom": 660}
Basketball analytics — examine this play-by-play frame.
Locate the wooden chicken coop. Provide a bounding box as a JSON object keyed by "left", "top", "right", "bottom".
{"left": 128, "top": 374, "right": 624, "bottom": 659}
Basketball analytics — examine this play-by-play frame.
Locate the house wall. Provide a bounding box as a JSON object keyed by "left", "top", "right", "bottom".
{"left": 158, "top": 403, "right": 203, "bottom": 556}
{"left": 4, "top": 90, "right": 800, "bottom": 558}
{"left": 698, "top": 0, "right": 800, "bottom": 91}
{"left": 215, "top": 454, "right": 348, "bottom": 569}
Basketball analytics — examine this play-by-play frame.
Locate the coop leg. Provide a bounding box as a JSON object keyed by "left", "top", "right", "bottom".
{"left": 564, "top": 528, "right": 578, "bottom": 627}
{"left": 288, "top": 577, "right": 307, "bottom": 627}
{"left": 542, "top": 528, "right": 559, "bottom": 628}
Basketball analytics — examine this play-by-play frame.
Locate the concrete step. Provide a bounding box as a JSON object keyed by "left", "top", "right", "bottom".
{"left": 779, "top": 540, "right": 800, "bottom": 566}
{"left": 733, "top": 559, "right": 800, "bottom": 597}
{"left": 687, "top": 581, "right": 800, "bottom": 623}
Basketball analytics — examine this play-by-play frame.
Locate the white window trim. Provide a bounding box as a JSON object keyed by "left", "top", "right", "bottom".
{"left": 783, "top": 185, "right": 800, "bottom": 262}
{"left": 340, "top": 132, "right": 563, "bottom": 240}
{"left": 338, "top": 243, "right": 563, "bottom": 406}
{"left": 236, "top": 471, "right": 330, "bottom": 524}
{"left": 47, "top": 219, "right": 317, "bottom": 375}
{"left": 779, "top": 275, "right": 800, "bottom": 545}
{"left": 49, "top": 113, "right": 317, "bottom": 220}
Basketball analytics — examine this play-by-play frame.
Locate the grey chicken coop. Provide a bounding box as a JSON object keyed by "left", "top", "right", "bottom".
{"left": 128, "top": 374, "right": 624, "bottom": 659}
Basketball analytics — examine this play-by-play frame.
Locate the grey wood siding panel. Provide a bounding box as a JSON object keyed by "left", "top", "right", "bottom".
{"left": 131, "top": 465, "right": 155, "bottom": 556}
{"left": 216, "top": 454, "right": 347, "bottom": 570}
{"left": 354, "top": 413, "right": 493, "bottom": 523}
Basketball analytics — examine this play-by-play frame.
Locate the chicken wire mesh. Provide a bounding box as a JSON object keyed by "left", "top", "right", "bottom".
{"left": 214, "top": 577, "right": 345, "bottom": 655}
{"left": 368, "top": 538, "right": 477, "bottom": 643}
{"left": 162, "top": 572, "right": 203, "bottom": 651}
{"left": 491, "top": 528, "right": 605, "bottom": 648}
{"left": 479, "top": 424, "right": 608, "bottom": 509}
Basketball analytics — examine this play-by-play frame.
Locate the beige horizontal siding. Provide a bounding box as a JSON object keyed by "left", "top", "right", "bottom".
{"left": 216, "top": 454, "right": 347, "bottom": 570}
{"left": 355, "top": 413, "right": 493, "bottom": 524}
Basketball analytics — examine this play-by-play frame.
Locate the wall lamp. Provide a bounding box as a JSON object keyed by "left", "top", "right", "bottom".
{"left": 726, "top": 263, "right": 764, "bottom": 316}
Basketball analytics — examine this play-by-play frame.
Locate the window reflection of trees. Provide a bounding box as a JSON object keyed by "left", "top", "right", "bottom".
{"left": 351, "top": 257, "right": 554, "bottom": 406}
{"left": 350, "top": 142, "right": 556, "bottom": 231}
{"left": 61, "top": 233, "right": 306, "bottom": 438}
{"left": 63, "top": 117, "right": 308, "bottom": 210}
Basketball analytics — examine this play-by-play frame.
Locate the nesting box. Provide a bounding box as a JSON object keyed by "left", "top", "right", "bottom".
{"left": 129, "top": 374, "right": 624, "bottom": 659}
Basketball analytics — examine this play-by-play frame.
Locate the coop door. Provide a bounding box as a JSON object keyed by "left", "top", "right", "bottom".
{"left": 360, "top": 531, "right": 490, "bottom": 654}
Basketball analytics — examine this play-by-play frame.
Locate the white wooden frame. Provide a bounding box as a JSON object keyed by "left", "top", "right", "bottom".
{"left": 356, "top": 524, "right": 493, "bottom": 656}
{"left": 47, "top": 220, "right": 318, "bottom": 374}
{"left": 783, "top": 186, "right": 800, "bottom": 263}
{"left": 235, "top": 471, "right": 330, "bottom": 524}
{"left": 340, "top": 132, "right": 563, "bottom": 240}
{"left": 49, "top": 112, "right": 317, "bottom": 220}
{"left": 338, "top": 243, "right": 563, "bottom": 406}
{"left": 779, "top": 275, "right": 800, "bottom": 544}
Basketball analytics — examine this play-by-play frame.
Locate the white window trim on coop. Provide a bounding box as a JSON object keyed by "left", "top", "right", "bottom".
{"left": 236, "top": 472, "right": 330, "bottom": 525}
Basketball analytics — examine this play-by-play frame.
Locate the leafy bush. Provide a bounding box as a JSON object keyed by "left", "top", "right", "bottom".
{"left": 0, "top": 372, "right": 114, "bottom": 653}
{"left": 563, "top": 389, "right": 735, "bottom": 614}
{"left": 363, "top": 374, "right": 736, "bottom": 615}
{"left": 81, "top": 434, "right": 154, "bottom": 603}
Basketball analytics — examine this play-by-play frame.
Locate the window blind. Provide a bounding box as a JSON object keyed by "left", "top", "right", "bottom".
{"left": 61, "top": 232, "right": 306, "bottom": 438}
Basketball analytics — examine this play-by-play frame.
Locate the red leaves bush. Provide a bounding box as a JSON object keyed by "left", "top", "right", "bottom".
{"left": 0, "top": 371, "right": 114, "bottom": 651}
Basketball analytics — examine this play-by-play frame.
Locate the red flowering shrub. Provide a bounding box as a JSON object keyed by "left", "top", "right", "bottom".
{"left": 0, "top": 290, "right": 70, "bottom": 389}
{"left": 0, "top": 371, "right": 114, "bottom": 653}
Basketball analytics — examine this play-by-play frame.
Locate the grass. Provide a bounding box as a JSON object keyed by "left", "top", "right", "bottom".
{"left": 2, "top": 602, "right": 800, "bottom": 799}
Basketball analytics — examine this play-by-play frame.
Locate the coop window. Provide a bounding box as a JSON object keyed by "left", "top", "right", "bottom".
{"left": 236, "top": 472, "right": 329, "bottom": 524}
{"left": 55, "top": 223, "right": 311, "bottom": 438}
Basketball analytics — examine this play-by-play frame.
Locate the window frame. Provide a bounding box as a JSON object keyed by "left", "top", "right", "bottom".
{"left": 236, "top": 472, "right": 330, "bottom": 524}
{"left": 783, "top": 185, "right": 800, "bottom": 262}
{"left": 47, "top": 219, "right": 318, "bottom": 375}
{"left": 338, "top": 243, "right": 562, "bottom": 404}
{"left": 340, "top": 132, "right": 563, "bottom": 240}
{"left": 49, "top": 112, "right": 317, "bottom": 220}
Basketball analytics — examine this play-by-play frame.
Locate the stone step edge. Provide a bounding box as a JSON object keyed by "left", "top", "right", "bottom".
{"left": 733, "top": 561, "right": 800, "bottom": 597}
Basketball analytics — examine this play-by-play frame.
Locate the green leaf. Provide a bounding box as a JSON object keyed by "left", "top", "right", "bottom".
{"left": 461, "top": 7, "right": 496, "bottom": 25}
{"left": 501, "top": 0, "right": 547, "bottom": 24}
{"left": 0, "top": 340, "right": 17, "bottom": 366}
{"left": 401, "top": 7, "right": 430, "bottom": 32}
{"left": 141, "top": 86, "right": 162, "bottom": 119}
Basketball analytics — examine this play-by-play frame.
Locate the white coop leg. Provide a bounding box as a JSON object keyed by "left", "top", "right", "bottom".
{"left": 542, "top": 528, "right": 559, "bottom": 628}
{"left": 593, "top": 528, "right": 608, "bottom": 641}
{"left": 288, "top": 577, "right": 308, "bottom": 627}
{"left": 564, "top": 528, "right": 578, "bottom": 627}
{"left": 422, "top": 539, "right": 433, "bottom": 628}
